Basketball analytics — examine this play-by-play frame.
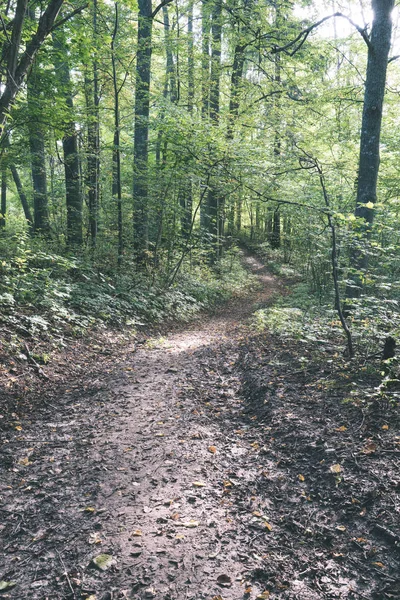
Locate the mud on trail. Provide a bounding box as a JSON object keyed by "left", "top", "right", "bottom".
{"left": 0, "top": 254, "right": 399, "bottom": 600}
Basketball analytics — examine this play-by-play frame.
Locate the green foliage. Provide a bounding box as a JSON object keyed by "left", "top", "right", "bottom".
{"left": 0, "top": 235, "right": 253, "bottom": 345}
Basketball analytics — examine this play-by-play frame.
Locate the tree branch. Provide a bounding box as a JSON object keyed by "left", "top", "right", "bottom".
{"left": 151, "top": 0, "right": 174, "bottom": 20}
{"left": 271, "top": 12, "right": 372, "bottom": 57}
{"left": 49, "top": 3, "right": 88, "bottom": 34}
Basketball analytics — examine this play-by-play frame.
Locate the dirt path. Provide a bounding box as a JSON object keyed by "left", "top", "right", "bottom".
{"left": 1, "top": 254, "right": 399, "bottom": 600}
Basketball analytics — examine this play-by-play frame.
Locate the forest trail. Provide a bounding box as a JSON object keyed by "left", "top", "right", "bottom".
{"left": 1, "top": 253, "right": 399, "bottom": 600}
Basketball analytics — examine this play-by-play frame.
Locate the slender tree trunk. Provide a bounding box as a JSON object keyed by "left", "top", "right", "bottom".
{"left": 0, "top": 0, "right": 65, "bottom": 136}
{"left": 271, "top": 2, "right": 282, "bottom": 249}
{"left": 227, "top": 43, "right": 245, "bottom": 141}
{"left": 179, "top": 1, "right": 194, "bottom": 240}
{"left": 27, "top": 50, "right": 50, "bottom": 235}
{"left": 346, "top": 0, "right": 394, "bottom": 298}
{"left": 10, "top": 164, "right": 34, "bottom": 229}
{"left": 86, "top": 0, "right": 100, "bottom": 247}
{"left": 53, "top": 32, "right": 83, "bottom": 247}
{"left": 201, "top": 0, "right": 211, "bottom": 119}
{"left": 133, "top": 0, "right": 152, "bottom": 262}
{"left": 206, "top": 0, "right": 222, "bottom": 262}
{"left": 0, "top": 161, "right": 6, "bottom": 228}
{"left": 112, "top": 2, "right": 123, "bottom": 266}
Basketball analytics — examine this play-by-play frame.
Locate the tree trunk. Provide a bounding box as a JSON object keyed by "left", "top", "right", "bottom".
{"left": 27, "top": 48, "right": 50, "bottom": 235}
{"left": 227, "top": 42, "right": 245, "bottom": 141}
{"left": 133, "top": 0, "right": 152, "bottom": 262}
{"left": 10, "top": 164, "right": 34, "bottom": 230}
{"left": 53, "top": 32, "right": 83, "bottom": 247}
{"left": 0, "top": 161, "right": 6, "bottom": 228}
{"left": 112, "top": 2, "right": 123, "bottom": 266}
{"left": 0, "top": 0, "right": 65, "bottom": 136}
{"left": 206, "top": 0, "right": 222, "bottom": 262}
{"left": 85, "top": 0, "right": 100, "bottom": 247}
{"left": 201, "top": 0, "right": 211, "bottom": 119}
{"left": 180, "top": 1, "right": 194, "bottom": 240}
{"left": 346, "top": 0, "right": 394, "bottom": 298}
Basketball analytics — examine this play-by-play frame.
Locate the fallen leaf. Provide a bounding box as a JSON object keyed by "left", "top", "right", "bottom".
{"left": 89, "top": 532, "right": 102, "bottom": 544}
{"left": 0, "top": 581, "right": 16, "bottom": 592}
{"left": 131, "top": 529, "right": 143, "bottom": 536}
{"left": 330, "top": 463, "right": 342, "bottom": 474}
{"left": 170, "top": 513, "right": 180, "bottom": 520}
{"left": 192, "top": 481, "right": 206, "bottom": 487}
{"left": 335, "top": 426, "right": 347, "bottom": 432}
{"left": 182, "top": 520, "right": 199, "bottom": 528}
{"left": 362, "top": 440, "right": 377, "bottom": 454}
{"left": 298, "top": 474, "right": 305, "bottom": 482}
{"left": 84, "top": 507, "right": 96, "bottom": 513}
{"left": 91, "top": 554, "right": 115, "bottom": 571}
{"left": 256, "top": 592, "right": 270, "bottom": 599}
{"left": 212, "top": 597, "right": 224, "bottom": 600}
{"left": 208, "top": 445, "right": 217, "bottom": 454}
{"left": 372, "top": 562, "right": 385, "bottom": 568}
{"left": 336, "top": 525, "right": 346, "bottom": 532}
{"left": 356, "top": 537, "right": 367, "bottom": 543}
{"left": 15, "top": 425, "right": 22, "bottom": 431}
{"left": 382, "top": 425, "right": 389, "bottom": 430}
{"left": 217, "top": 574, "right": 232, "bottom": 587}
{"left": 263, "top": 521, "right": 272, "bottom": 531}
{"left": 18, "top": 457, "right": 31, "bottom": 466}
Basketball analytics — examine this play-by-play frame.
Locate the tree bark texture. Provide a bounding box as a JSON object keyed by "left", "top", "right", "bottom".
{"left": 53, "top": 32, "right": 83, "bottom": 247}
{"left": 133, "top": 0, "right": 152, "bottom": 261}
{"left": 347, "top": 0, "right": 394, "bottom": 298}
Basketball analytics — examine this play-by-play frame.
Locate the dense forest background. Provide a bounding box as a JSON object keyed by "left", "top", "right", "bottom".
{"left": 1, "top": 0, "right": 400, "bottom": 358}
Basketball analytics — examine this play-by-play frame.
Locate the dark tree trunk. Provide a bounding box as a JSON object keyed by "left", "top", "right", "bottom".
{"left": 85, "top": 0, "right": 100, "bottom": 247}
{"left": 112, "top": 2, "right": 123, "bottom": 266}
{"left": 0, "top": 161, "right": 6, "bottom": 228}
{"left": 179, "top": 1, "right": 194, "bottom": 240}
{"left": 346, "top": 0, "right": 394, "bottom": 298}
{"left": 271, "top": 1, "right": 282, "bottom": 249}
{"left": 27, "top": 52, "right": 50, "bottom": 235}
{"left": 53, "top": 32, "right": 83, "bottom": 247}
{"left": 0, "top": 0, "right": 65, "bottom": 136}
{"left": 201, "top": 0, "right": 211, "bottom": 119}
{"left": 206, "top": 0, "right": 222, "bottom": 261}
{"left": 133, "top": 0, "right": 152, "bottom": 262}
{"left": 10, "top": 164, "right": 33, "bottom": 229}
{"left": 227, "top": 43, "right": 245, "bottom": 141}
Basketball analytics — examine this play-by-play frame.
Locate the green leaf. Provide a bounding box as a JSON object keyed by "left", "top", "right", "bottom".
{"left": 0, "top": 581, "right": 17, "bottom": 592}
{"left": 91, "top": 554, "right": 115, "bottom": 571}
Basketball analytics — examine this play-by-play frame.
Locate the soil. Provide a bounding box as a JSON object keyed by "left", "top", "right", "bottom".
{"left": 0, "top": 253, "right": 399, "bottom": 600}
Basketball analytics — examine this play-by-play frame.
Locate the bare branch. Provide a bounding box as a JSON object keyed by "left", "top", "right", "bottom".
{"left": 151, "top": 0, "right": 174, "bottom": 20}
{"left": 271, "top": 12, "right": 372, "bottom": 57}
{"left": 49, "top": 3, "right": 88, "bottom": 34}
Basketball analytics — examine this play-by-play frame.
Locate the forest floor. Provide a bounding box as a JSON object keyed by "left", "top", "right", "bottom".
{"left": 0, "top": 253, "right": 399, "bottom": 600}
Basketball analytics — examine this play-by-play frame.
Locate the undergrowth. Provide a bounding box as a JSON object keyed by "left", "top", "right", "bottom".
{"left": 0, "top": 232, "right": 256, "bottom": 351}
